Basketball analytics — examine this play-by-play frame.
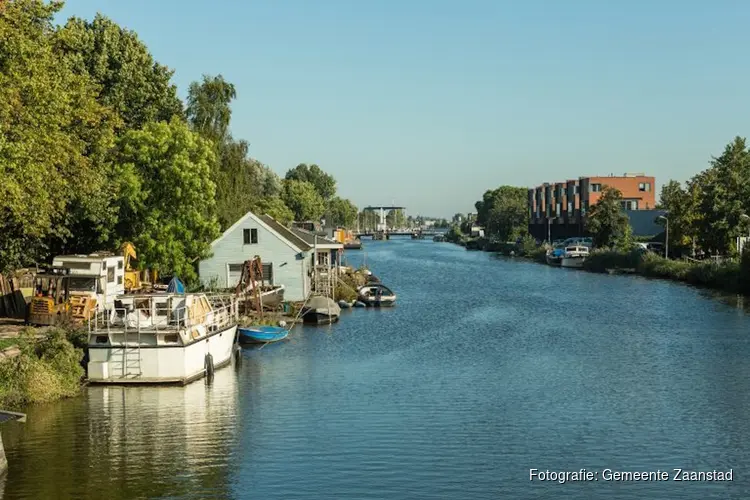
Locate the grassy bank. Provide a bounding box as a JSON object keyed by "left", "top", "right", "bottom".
{"left": 0, "top": 328, "right": 85, "bottom": 409}
{"left": 584, "top": 249, "right": 750, "bottom": 294}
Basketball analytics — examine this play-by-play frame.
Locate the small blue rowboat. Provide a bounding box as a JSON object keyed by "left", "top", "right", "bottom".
{"left": 238, "top": 326, "right": 289, "bottom": 344}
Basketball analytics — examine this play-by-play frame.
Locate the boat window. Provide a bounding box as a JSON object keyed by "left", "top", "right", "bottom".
{"left": 164, "top": 334, "right": 179, "bottom": 344}
{"left": 95, "top": 335, "right": 109, "bottom": 344}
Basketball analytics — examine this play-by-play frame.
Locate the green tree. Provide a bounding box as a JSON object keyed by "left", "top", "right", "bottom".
{"left": 585, "top": 186, "right": 632, "bottom": 249}
{"left": 186, "top": 74, "right": 236, "bottom": 142}
{"left": 0, "top": 0, "right": 117, "bottom": 271}
{"left": 475, "top": 186, "right": 528, "bottom": 241}
{"left": 285, "top": 163, "right": 336, "bottom": 200}
{"left": 659, "top": 180, "right": 699, "bottom": 253}
{"left": 114, "top": 119, "right": 220, "bottom": 282}
{"left": 281, "top": 179, "right": 326, "bottom": 222}
{"left": 253, "top": 196, "right": 294, "bottom": 225}
{"left": 693, "top": 137, "right": 750, "bottom": 254}
{"left": 327, "top": 197, "right": 358, "bottom": 228}
{"left": 57, "top": 14, "right": 183, "bottom": 130}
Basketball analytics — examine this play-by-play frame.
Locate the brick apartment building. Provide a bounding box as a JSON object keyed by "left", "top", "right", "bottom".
{"left": 528, "top": 173, "right": 657, "bottom": 241}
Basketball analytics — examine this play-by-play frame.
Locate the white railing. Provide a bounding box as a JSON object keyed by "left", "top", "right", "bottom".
{"left": 89, "top": 301, "right": 236, "bottom": 336}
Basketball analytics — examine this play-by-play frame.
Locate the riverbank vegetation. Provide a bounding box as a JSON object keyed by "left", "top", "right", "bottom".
{"left": 0, "top": 1, "right": 358, "bottom": 282}
{"left": 445, "top": 137, "right": 750, "bottom": 295}
{"left": 0, "top": 328, "right": 85, "bottom": 409}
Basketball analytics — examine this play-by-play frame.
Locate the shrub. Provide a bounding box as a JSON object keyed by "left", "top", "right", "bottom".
{"left": 584, "top": 249, "right": 643, "bottom": 273}
{"left": 0, "top": 328, "right": 84, "bottom": 409}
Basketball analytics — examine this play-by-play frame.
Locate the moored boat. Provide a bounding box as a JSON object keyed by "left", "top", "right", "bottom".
{"left": 357, "top": 283, "right": 397, "bottom": 307}
{"left": 238, "top": 325, "right": 289, "bottom": 344}
{"left": 560, "top": 245, "right": 590, "bottom": 269}
{"left": 301, "top": 295, "right": 341, "bottom": 324}
{"left": 87, "top": 293, "right": 238, "bottom": 384}
{"left": 545, "top": 247, "right": 564, "bottom": 266}
{"left": 433, "top": 234, "right": 445, "bottom": 242}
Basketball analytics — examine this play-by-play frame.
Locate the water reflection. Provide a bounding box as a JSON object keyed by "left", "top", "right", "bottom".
{"left": 2, "top": 366, "right": 239, "bottom": 499}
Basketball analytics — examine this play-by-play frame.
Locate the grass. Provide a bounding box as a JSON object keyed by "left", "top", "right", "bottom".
{"left": 0, "top": 327, "right": 85, "bottom": 409}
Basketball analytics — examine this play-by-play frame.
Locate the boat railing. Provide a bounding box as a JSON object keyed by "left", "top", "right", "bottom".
{"left": 89, "top": 300, "right": 236, "bottom": 336}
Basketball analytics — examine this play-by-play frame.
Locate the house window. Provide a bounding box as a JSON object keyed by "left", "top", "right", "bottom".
{"left": 590, "top": 183, "right": 602, "bottom": 192}
{"left": 620, "top": 200, "right": 639, "bottom": 210}
{"left": 638, "top": 182, "right": 651, "bottom": 192}
{"left": 117, "top": 276, "right": 123, "bottom": 285}
{"left": 107, "top": 267, "right": 115, "bottom": 283}
{"left": 243, "top": 228, "right": 259, "bottom": 244}
{"left": 118, "top": 260, "right": 123, "bottom": 269}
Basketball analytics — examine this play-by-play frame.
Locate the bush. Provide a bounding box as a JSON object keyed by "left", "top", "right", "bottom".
{"left": 0, "top": 328, "right": 84, "bottom": 409}
{"left": 584, "top": 249, "right": 643, "bottom": 273}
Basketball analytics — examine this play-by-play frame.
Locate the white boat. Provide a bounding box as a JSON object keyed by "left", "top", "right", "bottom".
{"left": 87, "top": 293, "right": 238, "bottom": 384}
{"left": 560, "top": 245, "right": 590, "bottom": 268}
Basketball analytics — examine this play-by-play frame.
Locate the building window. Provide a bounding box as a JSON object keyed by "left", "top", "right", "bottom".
{"left": 117, "top": 276, "right": 123, "bottom": 285}
{"left": 590, "top": 183, "right": 602, "bottom": 192}
{"left": 118, "top": 260, "right": 123, "bottom": 269}
{"left": 556, "top": 203, "right": 561, "bottom": 216}
{"left": 620, "top": 200, "right": 639, "bottom": 210}
{"left": 568, "top": 202, "right": 573, "bottom": 213}
{"left": 638, "top": 182, "right": 651, "bottom": 192}
{"left": 243, "top": 228, "right": 259, "bottom": 244}
{"left": 107, "top": 267, "right": 115, "bottom": 283}
{"left": 575, "top": 185, "right": 580, "bottom": 194}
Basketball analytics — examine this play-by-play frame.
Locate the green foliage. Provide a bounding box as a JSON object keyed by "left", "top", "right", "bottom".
{"left": 583, "top": 249, "right": 644, "bottom": 273}
{"left": 285, "top": 163, "right": 336, "bottom": 200}
{"left": 474, "top": 186, "right": 528, "bottom": 241}
{"left": 518, "top": 234, "right": 538, "bottom": 255}
{"left": 327, "top": 197, "right": 359, "bottom": 228}
{"left": 186, "top": 74, "right": 236, "bottom": 142}
{"left": 57, "top": 14, "right": 183, "bottom": 130}
{"left": 282, "top": 179, "right": 326, "bottom": 222}
{"left": 0, "top": 0, "right": 118, "bottom": 271}
{"left": 114, "top": 119, "right": 220, "bottom": 282}
{"left": 444, "top": 225, "right": 465, "bottom": 243}
{"left": 0, "top": 328, "right": 84, "bottom": 409}
{"left": 585, "top": 186, "right": 631, "bottom": 248}
{"left": 358, "top": 210, "right": 380, "bottom": 231}
{"left": 253, "top": 196, "right": 294, "bottom": 225}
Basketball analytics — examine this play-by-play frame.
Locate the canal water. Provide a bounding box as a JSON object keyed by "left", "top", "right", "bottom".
{"left": 2, "top": 239, "right": 750, "bottom": 499}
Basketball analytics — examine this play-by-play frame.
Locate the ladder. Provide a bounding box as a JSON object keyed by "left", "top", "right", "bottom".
{"left": 120, "top": 326, "right": 142, "bottom": 378}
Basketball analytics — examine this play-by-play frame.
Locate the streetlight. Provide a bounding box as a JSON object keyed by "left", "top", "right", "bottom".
{"left": 657, "top": 213, "right": 669, "bottom": 258}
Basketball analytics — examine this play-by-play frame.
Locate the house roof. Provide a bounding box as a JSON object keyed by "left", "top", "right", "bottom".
{"left": 258, "top": 215, "right": 312, "bottom": 251}
{"left": 289, "top": 227, "right": 343, "bottom": 248}
{"left": 208, "top": 210, "right": 311, "bottom": 253}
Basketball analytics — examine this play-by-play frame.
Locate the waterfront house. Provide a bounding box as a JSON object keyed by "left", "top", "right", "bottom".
{"left": 198, "top": 211, "right": 343, "bottom": 301}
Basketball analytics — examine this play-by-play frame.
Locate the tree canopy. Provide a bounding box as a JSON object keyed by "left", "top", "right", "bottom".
{"left": 327, "top": 197, "right": 359, "bottom": 228}
{"left": 585, "top": 186, "right": 632, "bottom": 249}
{"left": 285, "top": 163, "right": 337, "bottom": 200}
{"left": 0, "top": 1, "right": 356, "bottom": 280}
{"left": 474, "top": 186, "right": 528, "bottom": 241}
{"left": 282, "top": 180, "right": 326, "bottom": 222}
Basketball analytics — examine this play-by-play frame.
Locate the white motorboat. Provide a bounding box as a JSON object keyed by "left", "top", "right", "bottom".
{"left": 87, "top": 293, "right": 238, "bottom": 384}
{"left": 560, "top": 245, "right": 590, "bottom": 268}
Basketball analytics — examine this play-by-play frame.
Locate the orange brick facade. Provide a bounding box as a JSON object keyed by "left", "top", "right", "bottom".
{"left": 528, "top": 174, "right": 656, "bottom": 241}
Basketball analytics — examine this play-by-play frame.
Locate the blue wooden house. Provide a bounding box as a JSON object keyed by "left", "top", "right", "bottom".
{"left": 198, "top": 211, "right": 343, "bottom": 301}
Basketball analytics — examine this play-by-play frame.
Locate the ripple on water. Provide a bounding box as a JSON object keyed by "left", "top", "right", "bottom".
{"left": 2, "top": 239, "right": 750, "bottom": 499}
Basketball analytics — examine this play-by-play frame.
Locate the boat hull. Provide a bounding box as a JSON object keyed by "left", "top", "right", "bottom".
{"left": 87, "top": 324, "right": 238, "bottom": 385}
{"left": 561, "top": 257, "right": 585, "bottom": 268}
{"left": 344, "top": 242, "right": 362, "bottom": 250}
{"left": 359, "top": 297, "right": 396, "bottom": 307}
{"left": 302, "top": 312, "right": 340, "bottom": 324}
{"left": 238, "top": 326, "right": 288, "bottom": 344}
{"left": 546, "top": 255, "right": 562, "bottom": 266}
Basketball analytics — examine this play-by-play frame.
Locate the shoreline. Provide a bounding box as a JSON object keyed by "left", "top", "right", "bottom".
{"left": 449, "top": 237, "right": 750, "bottom": 296}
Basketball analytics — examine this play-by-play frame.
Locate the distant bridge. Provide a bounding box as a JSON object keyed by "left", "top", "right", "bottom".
{"left": 354, "top": 228, "right": 442, "bottom": 238}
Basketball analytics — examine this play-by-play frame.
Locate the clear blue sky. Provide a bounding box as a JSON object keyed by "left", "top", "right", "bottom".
{"left": 58, "top": 0, "right": 750, "bottom": 217}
